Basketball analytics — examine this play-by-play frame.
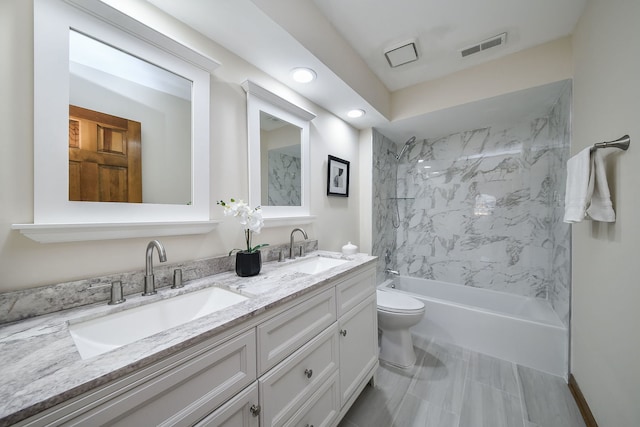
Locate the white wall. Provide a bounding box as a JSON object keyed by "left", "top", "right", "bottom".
{"left": 0, "top": 0, "right": 361, "bottom": 292}
{"left": 571, "top": 0, "right": 640, "bottom": 425}
{"left": 392, "top": 37, "right": 573, "bottom": 122}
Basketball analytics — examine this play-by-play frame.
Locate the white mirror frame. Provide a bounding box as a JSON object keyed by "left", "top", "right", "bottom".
{"left": 14, "top": 0, "right": 220, "bottom": 243}
{"left": 242, "top": 81, "right": 316, "bottom": 226}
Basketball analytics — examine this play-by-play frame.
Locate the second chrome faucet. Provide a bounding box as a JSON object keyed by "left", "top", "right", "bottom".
{"left": 289, "top": 228, "right": 308, "bottom": 259}
{"left": 143, "top": 240, "right": 167, "bottom": 296}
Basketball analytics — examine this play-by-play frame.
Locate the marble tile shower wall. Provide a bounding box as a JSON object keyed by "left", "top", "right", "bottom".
{"left": 372, "top": 86, "right": 571, "bottom": 325}
{"left": 267, "top": 152, "right": 301, "bottom": 206}
{"left": 547, "top": 84, "right": 572, "bottom": 326}
{"left": 372, "top": 130, "right": 399, "bottom": 281}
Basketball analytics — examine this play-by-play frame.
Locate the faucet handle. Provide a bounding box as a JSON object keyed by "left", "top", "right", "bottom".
{"left": 299, "top": 245, "right": 305, "bottom": 257}
{"left": 108, "top": 281, "right": 126, "bottom": 305}
{"left": 172, "top": 269, "right": 183, "bottom": 289}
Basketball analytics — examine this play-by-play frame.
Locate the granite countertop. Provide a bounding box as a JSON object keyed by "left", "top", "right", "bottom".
{"left": 0, "top": 251, "right": 376, "bottom": 426}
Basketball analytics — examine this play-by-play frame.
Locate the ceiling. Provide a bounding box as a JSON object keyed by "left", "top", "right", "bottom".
{"left": 147, "top": 0, "right": 586, "bottom": 142}
{"left": 311, "top": 0, "right": 585, "bottom": 91}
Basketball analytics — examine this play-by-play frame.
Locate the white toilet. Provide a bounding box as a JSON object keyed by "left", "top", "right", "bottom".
{"left": 376, "top": 289, "right": 425, "bottom": 368}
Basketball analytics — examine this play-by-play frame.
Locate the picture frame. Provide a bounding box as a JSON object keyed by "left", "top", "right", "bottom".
{"left": 327, "top": 155, "right": 350, "bottom": 197}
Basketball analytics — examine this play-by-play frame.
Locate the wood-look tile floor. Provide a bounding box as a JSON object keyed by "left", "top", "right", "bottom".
{"left": 339, "top": 335, "right": 585, "bottom": 427}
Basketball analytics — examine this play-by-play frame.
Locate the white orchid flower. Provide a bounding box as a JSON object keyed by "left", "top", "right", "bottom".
{"left": 218, "top": 199, "right": 267, "bottom": 253}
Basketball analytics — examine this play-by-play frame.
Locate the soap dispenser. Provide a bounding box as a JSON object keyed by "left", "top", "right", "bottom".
{"left": 342, "top": 242, "right": 358, "bottom": 256}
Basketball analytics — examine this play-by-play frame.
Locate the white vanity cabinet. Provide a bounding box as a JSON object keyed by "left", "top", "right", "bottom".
{"left": 257, "top": 267, "right": 377, "bottom": 427}
{"left": 16, "top": 263, "right": 377, "bottom": 427}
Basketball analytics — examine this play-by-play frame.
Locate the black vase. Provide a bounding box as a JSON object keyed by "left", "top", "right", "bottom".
{"left": 235, "top": 250, "right": 262, "bottom": 277}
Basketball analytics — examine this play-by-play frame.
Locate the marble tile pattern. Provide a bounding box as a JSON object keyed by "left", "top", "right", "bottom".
{"left": 546, "top": 84, "right": 572, "bottom": 327}
{"left": 371, "top": 130, "right": 400, "bottom": 282}
{"left": 0, "top": 249, "right": 374, "bottom": 425}
{"left": 267, "top": 151, "right": 301, "bottom": 206}
{"left": 339, "top": 337, "right": 586, "bottom": 427}
{"left": 0, "top": 241, "right": 317, "bottom": 325}
{"left": 372, "top": 85, "right": 571, "bottom": 324}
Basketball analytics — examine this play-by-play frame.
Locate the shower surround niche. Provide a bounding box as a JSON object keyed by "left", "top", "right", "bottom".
{"left": 373, "top": 82, "right": 571, "bottom": 326}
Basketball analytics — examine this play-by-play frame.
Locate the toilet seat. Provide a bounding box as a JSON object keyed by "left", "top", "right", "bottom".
{"left": 376, "top": 290, "right": 424, "bottom": 314}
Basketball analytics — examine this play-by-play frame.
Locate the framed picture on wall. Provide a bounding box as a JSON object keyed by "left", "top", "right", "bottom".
{"left": 327, "top": 155, "right": 350, "bottom": 197}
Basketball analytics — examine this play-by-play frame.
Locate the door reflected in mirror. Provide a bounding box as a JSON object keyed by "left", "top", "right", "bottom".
{"left": 260, "top": 111, "right": 302, "bottom": 207}
{"left": 69, "top": 30, "right": 192, "bottom": 205}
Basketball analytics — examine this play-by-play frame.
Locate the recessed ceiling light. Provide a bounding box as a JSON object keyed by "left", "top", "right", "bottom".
{"left": 347, "top": 109, "right": 365, "bottom": 118}
{"left": 290, "top": 67, "right": 316, "bottom": 83}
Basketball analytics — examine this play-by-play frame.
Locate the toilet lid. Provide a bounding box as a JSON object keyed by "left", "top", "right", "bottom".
{"left": 376, "top": 290, "right": 424, "bottom": 313}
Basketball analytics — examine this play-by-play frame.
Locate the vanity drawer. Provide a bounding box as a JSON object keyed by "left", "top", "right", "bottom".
{"left": 283, "top": 371, "right": 339, "bottom": 427}
{"left": 259, "top": 323, "right": 339, "bottom": 427}
{"left": 257, "top": 288, "right": 336, "bottom": 374}
{"left": 22, "top": 329, "right": 257, "bottom": 427}
{"left": 335, "top": 268, "right": 375, "bottom": 317}
{"left": 194, "top": 382, "right": 259, "bottom": 427}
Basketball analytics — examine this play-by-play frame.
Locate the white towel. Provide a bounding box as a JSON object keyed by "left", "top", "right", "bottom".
{"left": 586, "top": 148, "right": 616, "bottom": 222}
{"left": 564, "top": 147, "right": 593, "bottom": 223}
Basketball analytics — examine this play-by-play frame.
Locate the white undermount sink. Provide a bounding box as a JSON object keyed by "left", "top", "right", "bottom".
{"left": 69, "top": 287, "right": 248, "bottom": 359}
{"left": 281, "top": 256, "right": 349, "bottom": 275}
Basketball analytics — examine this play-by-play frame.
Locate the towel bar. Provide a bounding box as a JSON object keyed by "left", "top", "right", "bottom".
{"left": 591, "top": 135, "right": 630, "bottom": 151}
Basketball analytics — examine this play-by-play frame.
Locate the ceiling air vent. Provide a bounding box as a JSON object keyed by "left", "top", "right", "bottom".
{"left": 460, "top": 33, "right": 507, "bottom": 58}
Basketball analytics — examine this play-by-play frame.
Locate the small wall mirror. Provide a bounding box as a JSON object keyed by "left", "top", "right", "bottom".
{"left": 243, "top": 81, "right": 315, "bottom": 222}
{"left": 260, "top": 111, "right": 302, "bottom": 207}
{"left": 19, "top": 0, "right": 221, "bottom": 241}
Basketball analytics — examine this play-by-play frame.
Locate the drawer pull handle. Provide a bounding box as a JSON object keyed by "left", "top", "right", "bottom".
{"left": 340, "top": 329, "right": 347, "bottom": 337}
{"left": 304, "top": 368, "right": 313, "bottom": 378}
{"left": 305, "top": 424, "right": 314, "bottom": 427}
{"left": 249, "top": 404, "right": 261, "bottom": 417}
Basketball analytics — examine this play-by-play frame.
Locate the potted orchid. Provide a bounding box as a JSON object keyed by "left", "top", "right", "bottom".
{"left": 218, "top": 199, "right": 268, "bottom": 276}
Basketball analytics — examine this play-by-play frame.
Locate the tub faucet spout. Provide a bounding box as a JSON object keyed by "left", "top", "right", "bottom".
{"left": 143, "top": 240, "right": 167, "bottom": 296}
{"left": 385, "top": 268, "right": 399, "bottom": 276}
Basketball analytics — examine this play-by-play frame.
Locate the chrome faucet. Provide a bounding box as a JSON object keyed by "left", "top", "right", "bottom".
{"left": 143, "top": 240, "right": 167, "bottom": 296}
{"left": 289, "top": 228, "right": 308, "bottom": 259}
{"left": 385, "top": 268, "right": 400, "bottom": 276}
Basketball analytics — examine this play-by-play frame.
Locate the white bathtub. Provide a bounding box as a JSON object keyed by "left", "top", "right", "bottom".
{"left": 379, "top": 276, "right": 568, "bottom": 378}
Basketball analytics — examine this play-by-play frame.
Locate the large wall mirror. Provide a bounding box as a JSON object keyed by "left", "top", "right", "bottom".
{"left": 69, "top": 29, "right": 192, "bottom": 205}
{"left": 243, "top": 81, "right": 316, "bottom": 223}
{"left": 16, "top": 0, "right": 220, "bottom": 242}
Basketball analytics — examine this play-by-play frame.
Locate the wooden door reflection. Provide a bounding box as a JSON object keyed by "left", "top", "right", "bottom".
{"left": 68, "top": 105, "right": 142, "bottom": 202}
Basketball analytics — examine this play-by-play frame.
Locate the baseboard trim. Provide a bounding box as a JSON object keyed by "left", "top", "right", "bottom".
{"left": 568, "top": 373, "right": 599, "bottom": 427}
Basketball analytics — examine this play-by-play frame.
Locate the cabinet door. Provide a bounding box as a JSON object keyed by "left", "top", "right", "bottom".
{"left": 195, "top": 382, "right": 259, "bottom": 427}
{"left": 338, "top": 293, "right": 378, "bottom": 407}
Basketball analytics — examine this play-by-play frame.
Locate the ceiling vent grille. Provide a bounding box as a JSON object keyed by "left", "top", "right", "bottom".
{"left": 460, "top": 33, "right": 507, "bottom": 58}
